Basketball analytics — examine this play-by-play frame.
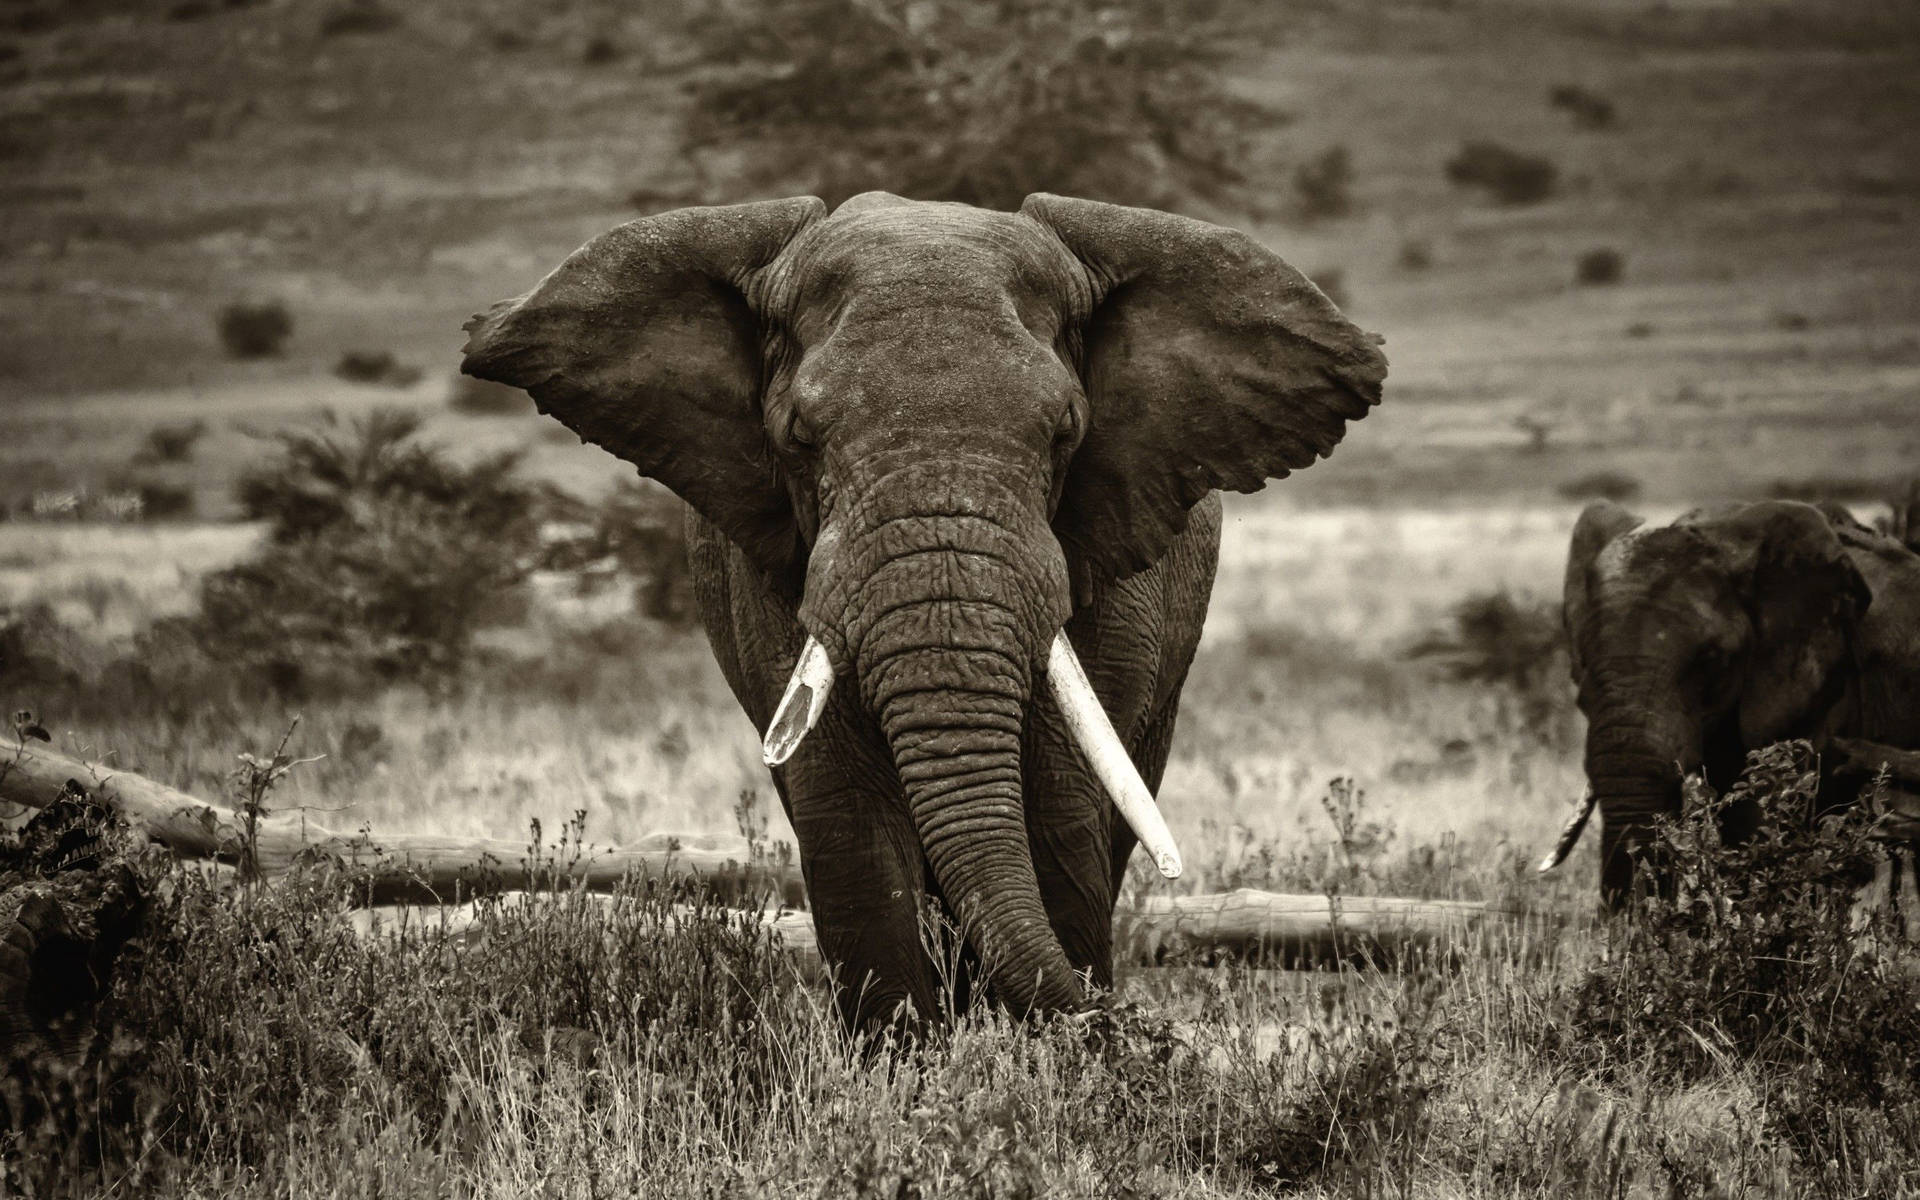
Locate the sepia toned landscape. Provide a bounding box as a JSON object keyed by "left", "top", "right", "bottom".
{"left": 3, "top": 0, "right": 1918, "bottom": 1195}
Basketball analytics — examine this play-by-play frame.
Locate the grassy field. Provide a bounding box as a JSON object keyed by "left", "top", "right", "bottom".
{"left": 4, "top": 0, "right": 1919, "bottom": 1194}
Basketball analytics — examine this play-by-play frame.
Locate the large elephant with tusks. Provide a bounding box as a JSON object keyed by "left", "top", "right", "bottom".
{"left": 461, "top": 193, "right": 1386, "bottom": 1031}
{"left": 1551, "top": 498, "right": 1920, "bottom": 904}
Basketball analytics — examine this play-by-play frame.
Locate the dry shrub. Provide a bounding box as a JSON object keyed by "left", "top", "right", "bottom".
{"left": 318, "top": 0, "right": 399, "bottom": 36}
{"left": 1293, "top": 144, "right": 1353, "bottom": 221}
{"left": 1445, "top": 141, "right": 1557, "bottom": 206}
{"left": 133, "top": 420, "right": 207, "bottom": 465}
{"left": 1575, "top": 247, "right": 1624, "bottom": 286}
{"left": 682, "top": 0, "right": 1281, "bottom": 211}
{"left": 1549, "top": 83, "right": 1616, "bottom": 130}
{"left": 1407, "top": 589, "right": 1573, "bottom": 746}
{"left": 1557, "top": 469, "right": 1641, "bottom": 503}
{"left": 215, "top": 300, "right": 291, "bottom": 359}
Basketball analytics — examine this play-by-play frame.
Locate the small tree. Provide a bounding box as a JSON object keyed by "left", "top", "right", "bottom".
{"left": 183, "top": 410, "right": 547, "bottom": 697}
{"left": 681, "top": 0, "right": 1281, "bottom": 211}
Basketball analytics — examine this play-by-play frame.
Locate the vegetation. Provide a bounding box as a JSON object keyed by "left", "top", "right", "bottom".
{"left": 214, "top": 300, "right": 292, "bottom": 360}
{"left": 681, "top": 0, "right": 1283, "bottom": 210}
{"left": 1558, "top": 469, "right": 1642, "bottom": 503}
{"left": 1549, "top": 84, "right": 1616, "bottom": 130}
{"left": 1444, "top": 141, "right": 1558, "bottom": 206}
{"left": 1292, "top": 145, "right": 1354, "bottom": 221}
{"left": 6, "top": 731, "right": 1915, "bottom": 1196}
{"left": 1568, "top": 742, "right": 1920, "bottom": 1192}
{"left": 1575, "top": 247, "right": 1624, "bottom": 286}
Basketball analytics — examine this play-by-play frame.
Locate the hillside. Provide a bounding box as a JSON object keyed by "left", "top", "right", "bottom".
{"left": 2, "top": 0, "right": 1917, "bottom": 511}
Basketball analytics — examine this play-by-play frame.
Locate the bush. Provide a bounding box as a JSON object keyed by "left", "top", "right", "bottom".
{"left": 318, "top": 0, "right": 399, "bottom": 36}
{"left": 128, "top": 479, "right": 195, "bottom": 520}
{"left": 447, "top": 373, "right": 533, "bottom": 416}
{"left": 1574, "top": 247, "right": 1623, "bottom": 285}
{"left": 1, "top": 808, "right": 813, "bottom": 1197}
{"left": 1569, "top": 742, "right": 1920, "bottom": 1173}
{"left": 681, "top": 0, "right": 1282, "bottom": 211}
{"left": 181, "top": 410, "right": 547, "bottom": 697}
{"left": 332, "top": 349, "right": 422, "bottom": 387}
{"left": 1557, "top": 469, "right": 1641, "bottom": 502}
{"left": 133, "top": 419, "right": 206, "bottom": 464}
{"left": 1444, "top": 141, "right": 1557, "bottom": 206}
{"left": 215, "top": 300, "right": 292, "bottom": 359}
{"left": 541, "top": 479, "right": 696, "bottom": 627}
{"left": 1406, "top": 589, "right": 1572, "bottom": 744}
{"left": 1293, "top": 145, "right": 1352, "bottom": 221}
{"left": 1548, "top": 83, "right": 1615, "bottom": 130}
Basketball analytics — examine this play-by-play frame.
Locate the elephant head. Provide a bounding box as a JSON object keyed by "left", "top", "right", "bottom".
{"left": 460, "top": 193, "right": 1385, "bottom": 1013}
{"left": 1560, "top": 500, "right": 1872, "bottom": 905}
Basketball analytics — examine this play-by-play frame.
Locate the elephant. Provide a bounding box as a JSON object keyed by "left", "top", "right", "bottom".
{"left": 460, "top": 192, "right": 1387, "bottom": 1030}
{"left": 1547, "top": 498, "right": 1920, "bottom": 905}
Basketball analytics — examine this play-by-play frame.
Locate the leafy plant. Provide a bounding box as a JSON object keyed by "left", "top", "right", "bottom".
{"left": 681, "top": 0, "right": 1282, "bottom": 211}
{"left": 1570, "top": 741, "right": 1920, "bottom": 1175}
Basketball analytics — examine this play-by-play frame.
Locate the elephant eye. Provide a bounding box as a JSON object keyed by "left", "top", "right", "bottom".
{"left": 1053, "top": 401, "right": 1084, "bottom": 449}
{"left": 785, "top": 411, "right": 816, "bottom": 451}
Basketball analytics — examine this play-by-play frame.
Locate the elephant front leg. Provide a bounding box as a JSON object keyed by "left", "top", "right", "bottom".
{"left": 776, "top": 723, "right": 943, "bottom": 1033}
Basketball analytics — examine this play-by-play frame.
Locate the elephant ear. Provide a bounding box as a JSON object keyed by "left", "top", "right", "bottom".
{"left": 460, "top": 197, "right": 825, "bottom": 590}
{"left": 1019, "top": 194, "right": 1387, "bottom": 602}
{"left": 1729, "top": 502, "right": 1873, "bottom": 745}
{"left": 1563, "top": 501, "right": 1645, "bottom": 682}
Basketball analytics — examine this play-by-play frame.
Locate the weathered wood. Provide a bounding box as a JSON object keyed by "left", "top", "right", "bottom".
{"left": 1116, "top": 888, "right": 1533, "bottom": 966}
{"left": 351, "top": 886, "right": 1534, "bottom": 971}
{"left": 0, "top": 737, "right": 805, "bottom": 905}
{"left": 2, "top": 738, "right": 1540, "bottom": 964}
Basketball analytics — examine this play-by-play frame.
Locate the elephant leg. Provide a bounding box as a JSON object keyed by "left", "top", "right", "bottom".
{"left": 1024, "top": 712, "right": 1119, "bottom": 988}
{"left": 777, "top": 698, "right": 943, "bottom": 1033}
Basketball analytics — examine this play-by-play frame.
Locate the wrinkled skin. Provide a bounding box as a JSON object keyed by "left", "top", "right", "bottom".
{"left": 461, "top": 193, "right": 1386, "bottom": 1031}
{"left": 1564, "top": 499, "right": 1920, "bottom": 906}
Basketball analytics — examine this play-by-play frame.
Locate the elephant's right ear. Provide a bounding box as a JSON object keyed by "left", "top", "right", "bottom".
{"left": 461, "top": 197, "right": 825, "bottom": 590}
{"left": 1563, "top": 500, "right": 1644, "bottom": 681}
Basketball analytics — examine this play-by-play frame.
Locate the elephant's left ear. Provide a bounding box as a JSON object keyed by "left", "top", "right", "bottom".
{"left": 1020, "top": 193, "right": 1387, "bottom": 601}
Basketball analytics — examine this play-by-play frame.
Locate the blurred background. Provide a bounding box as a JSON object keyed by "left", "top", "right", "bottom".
{"left": 0, "top": 0, "right": 1915, "bottom": 901}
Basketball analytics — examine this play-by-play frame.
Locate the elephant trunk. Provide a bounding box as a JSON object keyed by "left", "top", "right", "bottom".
{"left": 821, "top": 475, "right": 1081, "bottom": 1014}
{"left": 1583, "top": 694, "right": 1696, "bottom": 906}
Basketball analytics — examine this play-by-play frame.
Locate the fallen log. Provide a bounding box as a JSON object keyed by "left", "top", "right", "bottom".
{"left": 1, "top": 737, "right": 1544, "bottom": 964}
{"left": 0, "top": 737, "right": 805, "bottom": 906}
{"left": 349, "top": 885, "right": 1541, "bottom": 973}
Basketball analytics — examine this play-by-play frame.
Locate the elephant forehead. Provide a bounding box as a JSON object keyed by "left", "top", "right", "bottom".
{"left": 787, "top": 200, "right": 1085, "bottom": 313}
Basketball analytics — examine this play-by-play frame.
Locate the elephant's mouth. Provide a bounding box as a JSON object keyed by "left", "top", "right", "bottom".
{"left": 763, "top": 629, "right": 1184, "bottom": 880}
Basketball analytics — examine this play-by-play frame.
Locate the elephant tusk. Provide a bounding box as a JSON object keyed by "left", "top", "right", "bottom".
{"left": 1537, "top": 789, "right": 1599, "bottom": 873}
{"left": 1047, "top": 631, "right": 1184, "bottom": 880}
{"left": 762, "top": 635, "right": 836, "bottom": 767}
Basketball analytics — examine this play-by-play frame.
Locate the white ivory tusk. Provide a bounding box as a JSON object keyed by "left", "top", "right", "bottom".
{"left": 1046, "top": 631, "right": 1184, "bottom": 880}
{"left": 762, "top": 636, "right": 836, "bottom": 767}
{"left": 1536, "top": 789, "right": 1598, "bottom": 874}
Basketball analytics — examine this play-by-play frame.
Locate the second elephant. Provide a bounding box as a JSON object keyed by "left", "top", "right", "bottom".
{"left": 1555, "top": 499, "right": 1920, "bottom": 904}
